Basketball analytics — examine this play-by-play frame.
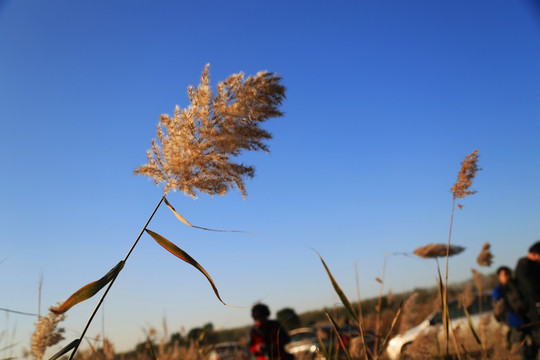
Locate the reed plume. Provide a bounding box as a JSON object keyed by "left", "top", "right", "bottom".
{"left": 31, "top": 310, "right": 65, "bottom": 360}
{"left": 413, "top": 243, "right": 465, "bottom": 259}
{"left": 451, "top": 149, "right": 480, "bottom": 202}
{"left": 45, "top": 64, "right": 285, "bottom": 360}
{"left": 442, "top": 150, "right": 480, "bottom": 357}
{"left": 134, "top": 64, "right": 286, "bottom": 198}
{"left": 476, "top": 242, "right": 493, "bottom": 267}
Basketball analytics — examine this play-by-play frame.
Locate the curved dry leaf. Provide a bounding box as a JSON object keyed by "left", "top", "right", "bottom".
{"left": 52, "top": 261, "right": 124, "bottom": 315}
{"left": 462, "top": 299, "right": 482, "bottom": 345}
{"left": 145, "top": 229, "right": 226, "bottom": 305}
{"left": 325, "top": 312, "right": 352, "bottom": 360}
{"left": 163, "top": 197, "right": 251, "bottom": 233}
{"left": 48, "top": 339, "right": 80, "bottom": 360}
{"left": 317, "top": 252, "right": 358, "bottom": 323}
{"left": 378, "top": 300, "right": 403, "bottom": 357}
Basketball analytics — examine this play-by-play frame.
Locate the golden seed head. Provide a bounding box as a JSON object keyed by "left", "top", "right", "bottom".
{"left": 451, "top": 149, "right": 480, "bottom": 200}
{"left": 476, "top": 242, "right": 493, "bottom": 267}
{"left": 413, "top": 243, "right": 465, "bottom": 259}
{"left": 134, "top": 64, "right": 286, "bottom": 199}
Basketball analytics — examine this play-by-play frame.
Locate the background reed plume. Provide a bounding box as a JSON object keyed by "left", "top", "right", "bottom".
{"left": 413, "top": 243, "right": 465, "bottom": 259}
{"left": 441, "top": 149, "right": 480, "bottom": 357}
{"left": 476, "top": 242, "right": 493, "bottom": 267}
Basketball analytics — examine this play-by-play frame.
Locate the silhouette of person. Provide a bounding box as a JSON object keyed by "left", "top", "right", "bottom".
{"left": 492, "top": 266, "right": 528, "bottom": 358}
{"left": 248, "top": 304, "right": 292, "bottom": 360}
{"left": 515, "top": 241, "right": 540, "bottom": 358}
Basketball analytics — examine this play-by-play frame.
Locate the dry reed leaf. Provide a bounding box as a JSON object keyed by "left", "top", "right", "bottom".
{"left": 325, "top": 312, "right": 353, "bottom": 360}
{"left": 135, "top": 64, "right": 286, "bottom": 199}
{"left": 476, "top": 242, "right": 493, "bottom": 267}
{"left": 48, "top": 339, "right": 80, "bottom": 360}
{"left": 413, "top": 243, "right": 465, "bottom": 259}
{"left": 451, "top": 150, "right": 480, "bottom": 200}
{"left": 461, "top": 300, "right": 482, "bottom": 345}
{"left": 145, "top": 229, "right": 226, "bottom": 305}
{"left": 317, "top": 252, "right": 359, "bottom": 323}
{"left": 163, "top": 197, "right": 249, "bottom": 233}
{"left": 51, "top": 261, "right": 125, "bottom": 315}
{"left": 379, "top": 300, "right": 403, "bottom": 356}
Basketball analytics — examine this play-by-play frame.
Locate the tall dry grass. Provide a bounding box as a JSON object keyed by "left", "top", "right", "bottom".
{"left": 314, "top": 150, "right": 486, "bottom": 360}
{"left": 33, "top": 64, "right": 285, "bottom": 360}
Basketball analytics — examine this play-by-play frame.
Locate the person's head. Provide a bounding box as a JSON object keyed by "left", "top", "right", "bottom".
{"left": 251, "top": 303, "right": 270, "bottom": 324}
{"left": 527, "top": 241, "right": 540, "bottom": 262}
{"left": 497, "top": 266, "right": 511, "bottom": 285}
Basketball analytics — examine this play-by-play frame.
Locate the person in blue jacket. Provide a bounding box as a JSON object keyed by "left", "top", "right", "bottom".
{"left": 492, "top": 266, "right": 531, "bottom": 359}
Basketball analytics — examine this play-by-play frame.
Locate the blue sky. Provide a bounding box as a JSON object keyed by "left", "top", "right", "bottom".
{"left": 1, "top": 0, "right": 540, "bottom": 356}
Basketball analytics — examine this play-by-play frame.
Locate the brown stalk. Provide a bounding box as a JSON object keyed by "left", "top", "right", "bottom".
{"left": 66, "top": 196, "right": 165, "bottom": 360}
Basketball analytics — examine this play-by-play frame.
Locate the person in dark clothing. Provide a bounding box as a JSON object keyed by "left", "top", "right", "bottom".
{"left": 249, "top": 304, "right": 292, "bottom": 360}
{"left": 492, "top": 266, "right": 529, "bottom": 358}
{"left": 515, "top": 241, "right": 540, "bottom": 357}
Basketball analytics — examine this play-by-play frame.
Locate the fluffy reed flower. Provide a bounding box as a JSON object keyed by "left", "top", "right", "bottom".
{"left": 413, "top": 243, "right": 465, "bottom": 259}
{"left": 135, "top": 64, "right": 286, "bottom": 198}
{"left": 451, "top": 149, "right": 480, "bottom": 200}
{"left": 476, "top": 242, "right": 493, "bottom": 267}
{"left": 471, "top": 268, "right": 484, "bottom": 293}
{"left": 103, "top": 338, "right": 115, "bottom": 360}
{"left": 399, "top": 292, "right": 418, "bottom": 333}
{"left": 31, "top": 311, "right": 66, "bottom": 360}
{"left": 460, "top": 284, "right": 475, "bottom": 309}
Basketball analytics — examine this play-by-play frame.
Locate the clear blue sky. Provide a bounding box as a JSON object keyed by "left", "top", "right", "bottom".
{"left": 1, "top": 0, "right": 540, "bottom": 356}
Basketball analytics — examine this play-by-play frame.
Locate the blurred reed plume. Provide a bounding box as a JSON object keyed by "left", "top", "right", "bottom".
{"left": 476, "top": 242, "right": 493, "bottom": 267}
{"left": 134, "top": 64, "right": 286, "bottom": 198}
{"left": 31, "top": 311, "right": 65, "bottom": 360}
{"left": 441, "top": 150, "right": 480, "bottom": 357}
{"left": 451, "top": 149, "right": 480, "bottom": 202}
{"left": 460, "top": 283, "right": 475, "bottom": 309}
{"left": 471, "top": 269, "right": 484, "bottom": 295}
{"left": 413, "top": 243, "right": 465, "bottom": 259}
{"left": 399, "top": 293, "right": 418, "bottom": 334}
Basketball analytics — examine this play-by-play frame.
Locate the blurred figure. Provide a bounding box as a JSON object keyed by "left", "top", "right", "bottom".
{"left": 249, "top": 304, "right": 293, "bottom": 360}
{"left": 515, "top": 241, "right": 540, "bottom": 357}
{"left": 492, "top": 266, "right": 529, "bottom": 358}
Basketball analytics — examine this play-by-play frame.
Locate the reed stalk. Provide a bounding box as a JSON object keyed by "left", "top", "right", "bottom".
{"left": 67, "top": 196, "right": 165, "bottom": 360}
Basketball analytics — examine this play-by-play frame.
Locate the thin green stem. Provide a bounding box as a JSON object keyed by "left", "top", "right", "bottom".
{"left": 67, "top": 195, "right": 165, "bottom": 360}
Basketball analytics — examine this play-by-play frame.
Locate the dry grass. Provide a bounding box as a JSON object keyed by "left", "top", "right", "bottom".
{"left": 401, "top": 315, "right": 519, "bottom": 360}
{"left": 31, "top": 65, "right": 286, "bottom": 360}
